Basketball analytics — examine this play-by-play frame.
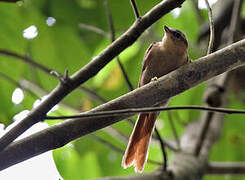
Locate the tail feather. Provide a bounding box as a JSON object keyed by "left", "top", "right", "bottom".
{"left": 135, "top": 113, "right": 157, "bottom": 172}
{"left": 122, "top": 114, "right": 147, "bottom": 168}
{"left": 122, "top": 113, "right": 157, "bottom": 172}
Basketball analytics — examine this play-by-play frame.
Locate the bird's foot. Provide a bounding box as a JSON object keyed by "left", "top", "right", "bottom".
{"left": 151, "top": 77, "right": 158, "bottom": 82}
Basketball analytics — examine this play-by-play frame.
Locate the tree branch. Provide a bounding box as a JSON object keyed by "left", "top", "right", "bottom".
{"left": 207, "top": 162, "right": 245, "bottom": 175}
{"left": 45, "top": 105, "right": 245, "bottom": 120}
{"left": 228, "top": 0, "right": 242, "bottom": 43}
{"left": 0, "top": 0, "right": 20, "bottom": 2}
{"left": 0, "top": 0, "right": 186, "bottom": 152}
{"left": 78, "top": 23, "right": 110, "bottom": 38}
{"left": 0, "top": 50, "right": 52, "bottom": 74}
{"left": 0, "top": 39, "right": 245, "bottom": 170}
{"left": 204, "top": 0, "right": 215, "bottom": 54}
{"left": 154, "top": 128, "right": 167, "bottom": 171}
{"left": 130, "top": 0, "right": 140, "bottom": 19}
{"left": 167, "top": 111, "right": 180, "bottom": 149}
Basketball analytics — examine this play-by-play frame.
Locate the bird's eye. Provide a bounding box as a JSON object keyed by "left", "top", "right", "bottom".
{"left": 174, "top": 32, "right": 181, "bottom": 39}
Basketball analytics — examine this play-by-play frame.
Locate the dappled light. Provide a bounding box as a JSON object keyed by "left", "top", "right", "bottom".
{"left": 22, "top": 25, "right": 38, "bottom": 39}
{"left": 11, "top": 88, "right": 24, "bottom": 105}
{"left": 46, "top": 17, "right": 56, "bottom": 27}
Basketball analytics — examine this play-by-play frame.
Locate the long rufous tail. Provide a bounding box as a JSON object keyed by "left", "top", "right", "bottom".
{"left": 122, "top": 112, "right": 157, "bottom": 173}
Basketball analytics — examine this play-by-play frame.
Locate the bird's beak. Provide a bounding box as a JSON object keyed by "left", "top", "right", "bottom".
{"left": 164, "top": 25, "right": 170, "bottom": 34}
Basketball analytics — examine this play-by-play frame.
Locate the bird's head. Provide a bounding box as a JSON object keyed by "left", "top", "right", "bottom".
{"left": 162, "top": 25, "right": 188, "bottom": 53}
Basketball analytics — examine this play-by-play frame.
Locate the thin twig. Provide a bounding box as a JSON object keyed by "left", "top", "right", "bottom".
{"left": 207, "top": 162, "right": 245, "bottom": 175}
{"left": 204, "top": 0, "right": 214, "bottom": 54}
{"left": 167, "top": 111, "right": 180, "bottom": 149}
{"left": 228, "top": 0, "right": 242, "bottom": 43}
{"left": 104, "top": 1, "right": 115, "bottom": 42}
{"left": 154, "top": 128, "right": 167, "bottom": 171}
{"left": 116, "top": 58, "right": 134, "bottom": 91}
{"left": 78, "top": 23, "right": 110, "bottom": 38}
{"left": 130, "top": 0, "right": 140, "bottom": 19}
{"left": 0, "top": 50, "right": 52, "bottom": 74}
{"left": 45, "top": 105, "right": 245, "bottom": 120}
{"left": 0, "top": 0, "right": 20, "bottom": 2}
{"left": 104, "top": 1, "right": 134, "bottom": 91}
{"left": 194, "top": 112, "right": 214, "bottom": 156}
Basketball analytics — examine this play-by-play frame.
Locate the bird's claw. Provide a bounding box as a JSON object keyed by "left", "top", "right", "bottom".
{"left": 151, "top": 77, "right": 158, "bottom": 82}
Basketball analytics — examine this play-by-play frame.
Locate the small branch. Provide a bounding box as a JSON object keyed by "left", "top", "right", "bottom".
{"left": 228, "top": 0, "right": 242, "bottom": 43}
{"left": 130, "top": 0, "right": 140, "bottom": 19}
{"left": 204, "top": 0, "right": 215, "bottom": 54}
{"left": 167, "top": 111, "right": 180, "bottom": 149}
{"left": 104, "top": 1, "right": 115, "bottom": 42}
{"left": 50, "top": 69, "right": 70, "bottom": 84}
{"left": 116, "top": 57, "right": 134, "bottom": 91}
{"left": 207, "top": 162, "right": 245, "bottom": 175}
{"left": 0, "top": 50, "right": 52, "bottom": 74}
{"left": 78, "top": 23, "right": 110, "bottom": 38}
{"left": 154, "top": 128, "right": 167, "bottom": 171}
{"left": 104, "top": 1, "right": 134, "bottom": 91}
{"left": 45, "top": 105, "right": 245, "bottom": 120}
{"left": 194, "top": 112, "right": 214, "bottom": 156}
{"left": 0, "top": 0, "right": 20, "bottom": 2}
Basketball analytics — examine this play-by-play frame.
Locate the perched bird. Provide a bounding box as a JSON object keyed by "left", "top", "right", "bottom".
{"left": 122, "top": 25, "right": 189, "bottom": 173}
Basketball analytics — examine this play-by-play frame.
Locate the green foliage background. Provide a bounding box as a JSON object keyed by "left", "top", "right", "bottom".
{"left": 0, "top": 0, "right": 244, "bottom": 179}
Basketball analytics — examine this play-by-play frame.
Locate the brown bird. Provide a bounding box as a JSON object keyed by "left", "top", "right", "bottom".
{"left": 122, "top": 25, "right": 189, "bottom": 173}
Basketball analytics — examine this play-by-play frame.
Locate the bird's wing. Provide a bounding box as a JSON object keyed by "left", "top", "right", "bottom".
{"left": 138, "top": 42, "right": 156, "bottom": 87}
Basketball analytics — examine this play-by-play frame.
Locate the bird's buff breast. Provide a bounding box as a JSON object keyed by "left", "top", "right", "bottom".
{"left": 146, "top": 47, "right": 187, "bottom": 82}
